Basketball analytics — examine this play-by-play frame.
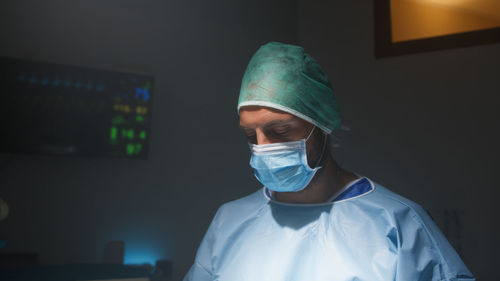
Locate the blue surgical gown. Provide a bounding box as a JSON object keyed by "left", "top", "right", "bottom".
{"left": 183, "top": 178, "right": 474, "bottom": 281}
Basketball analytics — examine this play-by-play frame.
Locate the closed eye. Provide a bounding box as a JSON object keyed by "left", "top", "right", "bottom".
{"left": 246, "top": 134, "right": 257, "bottom": 143}
{"left": 268, "top": 126, "right": 291, "bottom": 138}
{"left": 241, "top": 130, "right": 257, "bottom": 143}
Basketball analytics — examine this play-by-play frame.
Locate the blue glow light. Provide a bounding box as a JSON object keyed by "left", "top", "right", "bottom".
{"left": 103, "top": 226, "right": 171, "bottom": 266}
{"left": 122, "top": 239, "right": 167, "bottom": 265}
{"left": 124, "top": 247, "right": 160, "bottom": 265}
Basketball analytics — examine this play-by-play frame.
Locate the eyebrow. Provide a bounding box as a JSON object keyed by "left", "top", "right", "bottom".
{"left": 263, "top": 119, "right": 294, "bottom": 129}
{"left": 239, "top": 118, "right": 296, "bottom": 130}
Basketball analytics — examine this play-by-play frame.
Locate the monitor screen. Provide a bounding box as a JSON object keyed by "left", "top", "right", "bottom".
{"left": 0, "top": 57, "right": 153, "bottom": 159}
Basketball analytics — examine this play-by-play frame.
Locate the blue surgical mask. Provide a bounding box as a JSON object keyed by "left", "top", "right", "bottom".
{"left": 249, "top": 126, "right": 325, "bottom": 192}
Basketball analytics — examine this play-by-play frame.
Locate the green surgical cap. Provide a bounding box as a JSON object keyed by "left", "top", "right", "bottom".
{"left": 237, "top": 42, "right": 341, "bottom": 134}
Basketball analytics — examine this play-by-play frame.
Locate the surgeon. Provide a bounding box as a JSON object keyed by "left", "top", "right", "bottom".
{"left": 183, "top": 42, "right": 474, "bottom": 281}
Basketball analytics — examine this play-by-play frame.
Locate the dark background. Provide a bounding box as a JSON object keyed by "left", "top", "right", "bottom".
{"left": 0, "top": 1, "right": 498, "bottom": 280}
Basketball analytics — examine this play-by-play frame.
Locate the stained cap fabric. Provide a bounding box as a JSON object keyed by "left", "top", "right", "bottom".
{"left": 237, "top": 42, "right": 341, "bottom": 133}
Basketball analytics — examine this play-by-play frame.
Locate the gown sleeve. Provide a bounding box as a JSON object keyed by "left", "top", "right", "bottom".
{"left": 183, "top": 261, "right": 213, "bottom": 281}
{"left": 182, "top": 210, "right": 219, "bottom": 281}
{"left": 394, "top": 203, "right": 475, "bottom": 281}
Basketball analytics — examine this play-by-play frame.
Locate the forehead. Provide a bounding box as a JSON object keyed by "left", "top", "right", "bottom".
{"left": 239, "top": 106, "right": 306, "bottom": 128}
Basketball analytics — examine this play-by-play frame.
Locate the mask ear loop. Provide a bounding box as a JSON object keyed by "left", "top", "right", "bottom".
{"left": 313, "top": 130, "right": 328, "bottom": 169}
{"left": 306, "top": 126, "right": 327, "bottom": 169}
{"left": 305, "top": 125, "right": 316, "bottom": 141}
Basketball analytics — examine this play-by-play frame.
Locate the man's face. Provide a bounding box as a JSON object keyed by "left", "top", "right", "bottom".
{"left": 239, "top": 106, "right": 325, "bottom": 167}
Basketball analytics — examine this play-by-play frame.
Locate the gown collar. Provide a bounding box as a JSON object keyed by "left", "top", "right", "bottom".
{"left": 263, "top": 177, "right": 374, "bottom": 205}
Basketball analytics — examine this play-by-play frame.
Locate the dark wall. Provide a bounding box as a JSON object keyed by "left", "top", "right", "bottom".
{"left": 0, "top": 1, "right": 297, "bottom": 279}
{"left": 1, "top": 1, "right": 498, "bottom": 280}
{"left": 298, "top": 1, "right": 500, "bottom": 280}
